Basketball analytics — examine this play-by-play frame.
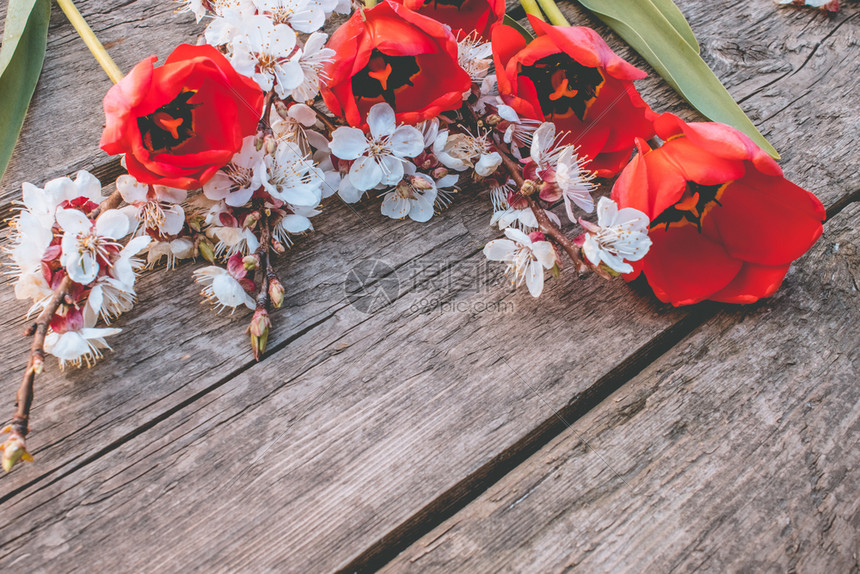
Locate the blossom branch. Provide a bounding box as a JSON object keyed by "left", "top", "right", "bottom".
{"left": 495, "top": 139, "right": 583, "bottom": 267}
{"left": 1, "top": 275, "right": 74, "bottom": 471}
{"left": 311, "top": 104, "right": 338, "bottom": 134}
{"left": 249, "top": 212, "right": 272, "bottom": 361}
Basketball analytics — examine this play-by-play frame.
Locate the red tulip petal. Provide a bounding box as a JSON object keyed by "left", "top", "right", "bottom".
{"left": 708, "top": 262, "right": 791, "bottom": 304}
{"left": 643, "top": 223, "right": 742, "bottom": 306}
{"left": 704, "top": 170, "right": 825, "bottom": 266}
{"left": 528, "top": 18, "right": 646, "bottom": 81}
{"left": 659, "top": 136, "right": 746, "bottom": 186}
{"left": 611, "top": 138, "right": 653, "bottom": 216}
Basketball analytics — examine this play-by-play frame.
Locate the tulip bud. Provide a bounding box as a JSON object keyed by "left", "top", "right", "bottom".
{"left": 198, "top": 238, "right": 216, "bottom": 263}
{"left": 268, "top": 278, "right": 285, "bottom": 309}
{"left": 243, "top": 254, "right": 259, "bottom": 271}
{"left": 247, "top": 308, "right": 271, "bottom": 361}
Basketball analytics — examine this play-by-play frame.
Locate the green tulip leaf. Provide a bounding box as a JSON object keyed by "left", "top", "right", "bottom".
{"left": 504, "top": 14, "right": 535, "bottom": 42}
{"left": 577, "top": 0, "right": 779, "bottom": 158}
{"left": 649, "top": 0, "right": 699, "bottom": 53}
{"left": 0, "top": 0, "right": 51, "bottom": 184}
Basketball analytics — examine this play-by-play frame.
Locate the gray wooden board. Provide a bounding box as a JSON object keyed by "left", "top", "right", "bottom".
{"left": 0, "top": 0, "right": 857, "bottom": 571}
{"left": 384, "top": 201, "right": 860, "bottom": 574}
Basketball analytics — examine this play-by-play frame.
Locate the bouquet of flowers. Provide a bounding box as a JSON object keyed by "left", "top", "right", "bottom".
{"left": 0, "top": 0, "right": 827, "bottom": 471}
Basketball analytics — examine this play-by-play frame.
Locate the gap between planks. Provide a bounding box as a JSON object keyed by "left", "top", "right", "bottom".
{"left": 339, "top": 191, "right": 860, "bottom": 572}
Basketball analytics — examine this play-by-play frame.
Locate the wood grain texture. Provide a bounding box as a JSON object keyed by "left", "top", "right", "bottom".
{"left": 0, "top": 0, "right": 856, "bottom": 571}
{"left": 384, "top": 201, "right": 860, "bottom": 573}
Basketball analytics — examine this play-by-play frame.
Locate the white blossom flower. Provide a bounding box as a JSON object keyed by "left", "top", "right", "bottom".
{"left": 117, "top": 174, "right": 188, "bottom": 237}
{"left": 283, "top": 32, "right": 334, "bottom": 102}
{"left": 271, "top": 102, "right": 317, "bottom": 150}
{"left": 211, "top": 226, "right": 260, "bottom": 257}
{"left": 16, "top": 170, "right": 102, "bottom": 228}
{"left": 432, "top": 170, "right": 460, "bottom": 211}
{"left": 58, "top": 208, "right": 130, "bottom": 285}
{"left": 457, "top": 33, "right": 493, "bottom": 83}
{"left": 81, "top": 235, "right": 149, "bottom": 324}
{"left": 328, "top": 103, "right": 424, "bottom": 192}
{"left": 483, "top": 227, "right": 557, "bottom": 297}
{"left": 44, "top": 326, "right": 122, "bottom": 369}
{"left": 380, "top": 171, "right": 438, "bottom": 223}
{"left": 530, "top": 122, "right": 568, "bottom": 172}
{"left": 255, "top": 0, "right": 325, "bottom": 33}
{"left": 261, "top": 141, "right": 324, "bottom": 206}
{"left": 6, "top": 211, "right": 54, "bottom": 302}
{"left": 556, "top": 146, "right": 596, "bottom": 218}
{"left": 489, "top": 181, "right": 560, "bottom": 231}
{"left": 498, "top": 104, "right": 540, "bottom": 150}
{"left": 203, "top": 136, "right": 264, "bottom": 207}
{"left": 530, "top": 122, "right": 595, "bottom": 216}
{"left": 581, "top": 197, "right": 651, "bottom": 274}
{"left": 146, "top": 238, "right": 196, "bottom": 269}
{"left": 272, "top": 204, "right": 319, "bottom": 246}
{"left": 433, "top": 130, "right": 500, "bottom": 176}
{"left": 473, "top": 74, "right": 499, "bottom": 116}
{"left": 180, "top": 0, "right": 253, "bottom": 22}
{"left": 194, "top": 266, "right": 255, "bottom": 312}
{"left": 230, "top": 16, "right": 301, "bottom": 98}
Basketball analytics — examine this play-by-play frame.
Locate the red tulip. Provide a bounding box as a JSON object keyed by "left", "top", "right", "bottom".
{"left": 320, "top": 0, "right": 471, "bottom": 128}
{"left": 100, "top": 44, "right": 264, "bottom": 190}
{"left": 391, "top": 0, "right": 505, "bottom": 40}
{"left": 612, "top": 113, "right": 826, "bottom": 306}
{"left": 492, "top": 17, "right": 654, "bottom": 177}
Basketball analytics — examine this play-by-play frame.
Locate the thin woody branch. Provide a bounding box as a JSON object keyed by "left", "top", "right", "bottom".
{"left": 495, "top": 139, "right": 583, "bottom": 267}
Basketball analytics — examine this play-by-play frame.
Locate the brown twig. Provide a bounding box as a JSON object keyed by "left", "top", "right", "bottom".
{"left": 311, "top": 104, "right": 338, "bottom": 134}
{"left": 88, "top": 189, "right": 123, "bottom": 220}
{"left": 495, "top": 139, "right": 583, "bottom": 267}
{"left": 259, "top": 89, "right": 277, "bottom": 132}
{"left": 2, "top": 187, "right": 130, "bottom": 471}
{"left": 248, "top": 213, "right": 272, "bottom": 361}
{"left": 2, "top": 275, "right": 74, "bottom": 470}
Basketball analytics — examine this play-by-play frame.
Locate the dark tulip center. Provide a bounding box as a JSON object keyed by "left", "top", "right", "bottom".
{"left": 520, "top": 53, "right": 604, "bottom": 122}
{"left": 352, "top": 50, "right": 420, "bottom": 108}
{"left": 422, "top": 0, "right": 467, "bottom": 9}
{"left": 650, "top": 181, "right": 727, "bottom": 232}
{"left": 138, "top": 90, "right": 198, "bottom": 153}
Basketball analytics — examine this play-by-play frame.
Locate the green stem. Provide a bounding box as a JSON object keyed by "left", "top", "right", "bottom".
{"left": 519, "top": 0, "right": 545, "bottom": 21}
{"left": 55, "top": 0, "right": 124, "bottom": 84}
{"left": 536, "top": 0, "right": 570, "bottom": 26}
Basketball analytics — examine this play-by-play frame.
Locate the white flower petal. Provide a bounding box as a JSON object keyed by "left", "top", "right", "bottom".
{"left": 95, "top": 209, "right": 130, "bottom": 239}
{"left": 483, "top": 239, "right": 516, "bottom": 261}
{"left": 329, "top": 127, "right": 369, "bottom": 160}
{"left": 525, "top": 262, "right": 545, "bottom": 297}
{"left": 349, "top": 156, "right": 383, "bottom": 191}
{"left": 390, "top": 125, "right": 425, "bottom": 158}
{"left": 367, "top": 103, "right": 396, "bottom": 138}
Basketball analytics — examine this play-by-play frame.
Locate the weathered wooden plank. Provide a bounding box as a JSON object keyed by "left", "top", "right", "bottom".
{"left": 382, "top": 201, "right": 860, "bottom": 573}
{"left": 0, "top": 1, "right": 856, "bottom": 571}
